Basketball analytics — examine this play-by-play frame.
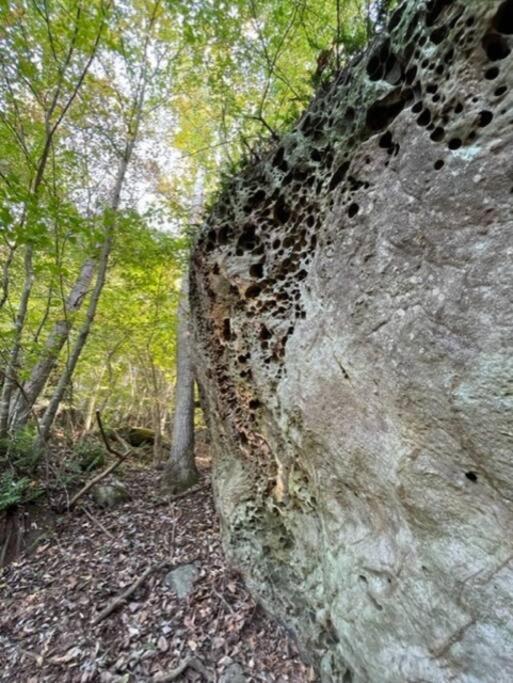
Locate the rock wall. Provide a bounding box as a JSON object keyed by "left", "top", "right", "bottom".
{"left": 190, "top": 1, "right": 513, "bottom": 680}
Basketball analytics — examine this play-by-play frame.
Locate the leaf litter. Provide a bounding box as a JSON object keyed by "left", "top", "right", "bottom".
{"left": 0, "top": 460, "right": 313, "bottom": 682}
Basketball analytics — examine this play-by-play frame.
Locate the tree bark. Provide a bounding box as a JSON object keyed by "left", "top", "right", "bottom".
{"left": 0, "top": 245, "right": 34, "bottom": 436}
{"left": 163, "top": 272, "right": 199, "bottom": 492}
{"left": 10, "top": 257, "right": 96, "bottom": 430}
{"left": 36, "top": 233, "right": 113, "bottom": 446}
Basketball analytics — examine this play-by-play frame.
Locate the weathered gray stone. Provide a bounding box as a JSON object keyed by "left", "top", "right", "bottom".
{"left": 92, "top": 478, "right": 129, "bottom": 508}
{"left": 164, "top": 563, "right": 199, "bottom": 598}
{"left": 191, "top": 1, "right": 513, "bottom": 681}
{"left": 219, "top": 662, "right": 246, "bottom": 683}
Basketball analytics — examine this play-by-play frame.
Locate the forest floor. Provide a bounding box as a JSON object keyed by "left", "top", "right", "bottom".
{"left": 0, "top": 447, "right": 313, "bottom": 683}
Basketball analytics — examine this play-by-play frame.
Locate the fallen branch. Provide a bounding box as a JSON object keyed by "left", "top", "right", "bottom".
{"left": 92, "top": 562, "right": 165, "bottom": 625}
{"left": 154, "top": 483, "right": 210, "bottom": 507}
{"left": 66, "top": 411, "right": 132, "bottom": 510}
{"left": 81, "top": 505, "right": 114, "bottom": 538}
{"left": 153, "top": 656, "right": 212, "bottom": 682}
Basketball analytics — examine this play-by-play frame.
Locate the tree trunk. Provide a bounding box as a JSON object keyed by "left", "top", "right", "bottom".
{"left": 163, "top": 272, "right": 199, "bottom": 492}
{"left": 36, "top": 234, "right": 113, "bottom": 446}
{"left": 10, "top": 257, "right": 96, "bottom": 430}
{"left": 0, "top": 245, "right": 34, "bottom": 437}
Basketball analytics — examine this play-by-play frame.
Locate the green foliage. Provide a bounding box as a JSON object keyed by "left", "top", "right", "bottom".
{"left": 0, "top": 0, "right": 391, "bottom": 449}
{"left": 0, "top": 427, "right": 42, "bottom": 510}
{"left": 72, "top": 439, "right": 106, "bottom": 473}
{"left": 0, "top": 427, "right": 40, "bottom": 472}
{"left": 0, "top": 472, "right": 32, "bottom": 512}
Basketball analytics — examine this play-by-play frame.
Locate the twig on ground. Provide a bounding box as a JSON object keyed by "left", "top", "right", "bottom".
{"left": 154, "top": 483, "right": 210, "bottom": 507}
{"left": 66, "top": 411, "right": 132, "bottom": 510}
{"left": 213, "top": 587, "right": 236, "bottom": 615}
{"left": 152, "top": 656, "right": 213, "bottom": 682}
{"left": 92, "top": 562, "right": 166, "bottom": 625}
{"left": 81, "top": 505, "right": 114, "bottom": 539}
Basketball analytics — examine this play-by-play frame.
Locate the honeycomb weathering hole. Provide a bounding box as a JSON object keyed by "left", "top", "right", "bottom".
{"left": 482, "top": 32, "right": 511, "bottom": 61}
{"left": 366, "top": 90, "right": 408, "bottom": 132}
{"left": 494, "top": 0, "right": 513, "bottom": 34}
{"left": 425, "top": 0, "right": 453, "bottom": 27}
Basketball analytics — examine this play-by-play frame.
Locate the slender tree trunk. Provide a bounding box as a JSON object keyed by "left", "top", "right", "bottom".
{"left": 163, "top": 272, "right": 199, "bottom": 491}
{"left": 0, "top": 243, "right": 16, "bottom": 311}
{"left": 36, "top": 234, "right": 112, "bottom": 445}
{"left": 0, "top": 245, "right": 34, "bottom": 436}
{"left": 149, "top": 360, "right": 163, "bottom": 462}
{"left": 35, "top": 112, "right": 140, "bottom": 446}
{"left": 83, "top": 368, "right": 105, "bottom": 433}
{"left": 10, "top": 257, "right": 96, "bottom": 429}
{"left": 0, "top": 6, "right": 107, "bottom": 438}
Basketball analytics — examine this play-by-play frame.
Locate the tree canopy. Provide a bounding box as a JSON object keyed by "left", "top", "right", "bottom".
{"left": 0, "top": 0, "right": 392, "bottom": 454}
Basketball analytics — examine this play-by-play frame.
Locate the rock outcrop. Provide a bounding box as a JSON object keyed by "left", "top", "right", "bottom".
{"left": 190, "top": 1, "right": 513, "bottom": 680}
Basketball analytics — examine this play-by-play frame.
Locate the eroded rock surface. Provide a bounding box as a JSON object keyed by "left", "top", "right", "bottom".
{"left": 190, "top": 1, "right": 513, "bottom": 680}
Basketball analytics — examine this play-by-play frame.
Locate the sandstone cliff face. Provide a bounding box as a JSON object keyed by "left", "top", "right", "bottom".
{"left": 190, "top": 1, "right": 513, "bottom": 680}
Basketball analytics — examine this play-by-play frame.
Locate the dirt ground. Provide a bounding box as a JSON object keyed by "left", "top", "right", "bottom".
{"left": 0, "top": 456, "right": 313, "bottom": 682}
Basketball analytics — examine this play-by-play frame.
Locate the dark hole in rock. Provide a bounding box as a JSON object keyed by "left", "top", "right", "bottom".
{"left": 218, "top": 226, "right": 232, "bottom": 245}
{"left": 495, "top": 85, "right": 508, "bottom": 96}
{"left": 417, "top": 109, "right": 432, "bottom": 126}
{"left": 494, "top": 0, "right": 513, "bottom": 34}
{"left": 465, "top": 471, "right": 478, "bottom": 482}
{"left": 478, "top": 110, "right": 493, "bottom": 127}
{"left": 366, "top": 89, "right": 407, "bottom": 132}
{"left": 454, "top": 101, "right": 464, "bottom": 114}
{"left": 404, "top": 41, "right": 416, "bottom": 61}
{"left": 274, "top": 195, "right": 291, "bottom": 224}
{"left": 405, "top": 65, "right": 418, "bottom": 84}
{"left": 222, "top": 318, "right": 231, "bottom": 341}
{"left": 389, "top": 4, "right": 405, "bottom": 31}
{"left": 345, "top": 107, "right": 356, "bottom": 122}
{"left": 444, "top": 47, "right": 455, "bottom": 64}
{"left": 434, "top": 159, "right": 445, "bottom": 170}
{"left": 260, "top": 325, "right": 272, "bottom": 341}
{"left": 348, "top": 203, "right": 360, "bottom": 218}
{"left": 237, "top": 224, "right": 257, "bottom": 251}
{"left": 431, "top": 25, "right": 448, "bottom": 44}
{"left": 379, "top": 131, "right": 394, "bottom": 148}
{"left": 245, "top": 284, "right": 261, "bottom": 299}
{"left": 367, "top": 42, "right": 389, "bottom": 82}
{"left": 426, "top": 83, "right": 438, "bottom": 94}
{"left": 430, "top": 127, "right": 445, "bottom": 142}
{"left": 249, "top": 262, "right": 264, "bottom": 278}
{"left": 248, "top": 399, "right": 260, "bottom": 410}
{"left": 485, "top": 66, "right": 500, "bottom": 79}
{"left": 482, "top": 32, "right": 511, "bottom": 61}
{"left": 448, "top": 138, "right": 462, "bottom": 150}
{"left": 329, "top": 161, "right": 350, "bottom": 191}
{"left": 311, "top": 148, "right": 322, "bottom": 162}
{"left": 385, "top": 55, "right": 402, "bottom": 85}
{"left": 273, "top": 147, "right": 287, "bottom": 171}
{"left": 412, "top": 101, "right": 423, "bottom": 114}
{"left": 426, "top": 0, "right": 452, "bottom": 27}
